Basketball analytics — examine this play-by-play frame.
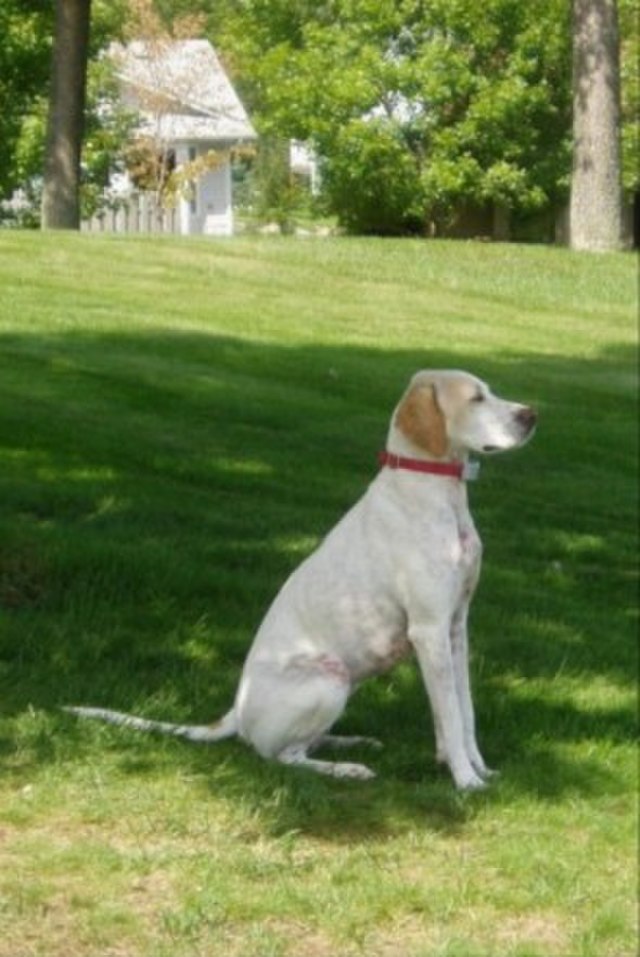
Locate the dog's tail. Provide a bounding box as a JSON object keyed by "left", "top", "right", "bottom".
{"left": 62, "top": 705, "right": 238, "bottom": 743}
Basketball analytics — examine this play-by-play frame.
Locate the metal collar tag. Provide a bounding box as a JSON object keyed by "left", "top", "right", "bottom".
{"left": 462, "top": 460, "right": 481, "bottom": 482}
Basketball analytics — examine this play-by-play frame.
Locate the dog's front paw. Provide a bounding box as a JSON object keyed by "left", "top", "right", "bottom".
{"left": 468, "top": 746, "right": 498, "bottom": 781}
{"left": 477, "top": 764, "right": 499, "bottom": 781}
{"left": 454, "top": 768, "right": 487, "bottom": 791}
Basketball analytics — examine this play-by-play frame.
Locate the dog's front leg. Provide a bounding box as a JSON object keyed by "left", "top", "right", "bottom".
{"left": 450, "top": 608, "right": 495, "bottom": 780}
{"left": 410, "top": 622, "right": 486, "bottom": 791}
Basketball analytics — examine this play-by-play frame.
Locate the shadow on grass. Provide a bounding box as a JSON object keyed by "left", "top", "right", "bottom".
{"left": 0, "top": 328, "right": 636, "bottom": 835}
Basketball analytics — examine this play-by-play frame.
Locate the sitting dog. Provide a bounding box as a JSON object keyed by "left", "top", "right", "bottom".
{"left": 67, "top": 370, "right": 536, "bottom": 790}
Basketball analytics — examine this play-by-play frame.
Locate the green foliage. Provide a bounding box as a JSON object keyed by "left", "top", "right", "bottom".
{"left": 0, "top": 0, "right": 136, "bottom": 221}
{"left": 619, "top": 0, "right": 640, "bottom": 193}
{"left": 7, "top": 57, "right": 137, "bottom": 225}
{"left": 323, "top": 120, "right": 424, "bottom": 234}
{"left": 0, "top": 0, "right": 51, "bottom": 198}
{"left": 80, "top": 60, "right": 140, "bottom": 218}
{"left": 246, "top": 137, "right": 302, "bottom": 232}
{"left": 222, "top": 0, "right": 573, "bottom": 234}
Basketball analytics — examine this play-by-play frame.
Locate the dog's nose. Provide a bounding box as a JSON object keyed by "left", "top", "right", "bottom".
{"left": 516, "top": 406, "right": 537, "bottom": 431}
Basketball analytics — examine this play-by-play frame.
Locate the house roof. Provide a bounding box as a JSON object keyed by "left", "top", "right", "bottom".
{"left": 112, "top": 39, "right": 256, "bottom": 144}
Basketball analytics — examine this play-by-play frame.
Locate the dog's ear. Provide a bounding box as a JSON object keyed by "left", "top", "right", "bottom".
{"left": 395, "top": 383, "right": 448, "bottom": 457}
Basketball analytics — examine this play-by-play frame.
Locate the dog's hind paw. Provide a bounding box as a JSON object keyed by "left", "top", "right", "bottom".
{"left": 332, "top": 761, "right": 377, "bottom": 781}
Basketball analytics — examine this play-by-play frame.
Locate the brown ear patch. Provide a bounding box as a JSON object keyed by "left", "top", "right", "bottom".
{"left": 395, "top": 384, "right": 448, "bottom": 457}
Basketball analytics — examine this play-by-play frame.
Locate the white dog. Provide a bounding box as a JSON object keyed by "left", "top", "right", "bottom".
{"left": 67, "top": 370, "right": 536, "bottom": 790}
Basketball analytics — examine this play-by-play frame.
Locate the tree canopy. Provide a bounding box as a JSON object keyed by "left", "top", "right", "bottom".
{"left": 2, "top": 0, "right": 637, "bottom": 238}
{"left": 223, "top": 0, "right": 574, "bottom": 233}
{"left": 0, "top": 0, "right": 52, "bottom": 199}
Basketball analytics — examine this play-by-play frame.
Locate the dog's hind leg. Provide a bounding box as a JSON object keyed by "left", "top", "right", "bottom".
{"left": 311, "top": 734, "right": 383, "bottom": 751}
{"left": 277, "top": 743, "right": 376, "bottom": 780}
{"left": 238, "top": 653, "right": 378, "bottom": 779}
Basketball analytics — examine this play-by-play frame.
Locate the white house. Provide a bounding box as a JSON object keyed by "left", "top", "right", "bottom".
{"left": 112, "top": 39, "right": 256, "bottom": 236}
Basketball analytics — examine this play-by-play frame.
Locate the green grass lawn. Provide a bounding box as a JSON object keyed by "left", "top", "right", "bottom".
{"left": 0, "top": 232, "right": 637, "bottom": 957}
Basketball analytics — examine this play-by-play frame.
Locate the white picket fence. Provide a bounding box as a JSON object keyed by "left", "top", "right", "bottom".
{"left": 82, "top": 193, "right": 179, "bottom": 235}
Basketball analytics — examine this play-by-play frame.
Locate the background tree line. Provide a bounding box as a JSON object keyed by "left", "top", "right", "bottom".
{"left": 2, "top": 0, "right": 637, "bottom": 245}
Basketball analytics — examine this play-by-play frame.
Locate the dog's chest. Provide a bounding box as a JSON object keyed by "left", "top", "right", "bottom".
{"left": 452, "top": 513, "right": 482, "bottom": 610}
{"left": 458, "top": 522, "right": 481, "bottom": 565}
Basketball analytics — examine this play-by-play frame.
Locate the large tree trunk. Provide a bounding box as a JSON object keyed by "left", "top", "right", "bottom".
{"left": 569, "top": 0, "right": 623, "bottom": 251}
{"left": 41, "top": 0, "right": 92, "bottom": 230}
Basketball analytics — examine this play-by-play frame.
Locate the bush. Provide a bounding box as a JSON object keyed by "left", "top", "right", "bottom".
{"left": 321, "top": 120, "right": 424, "bottom": 235}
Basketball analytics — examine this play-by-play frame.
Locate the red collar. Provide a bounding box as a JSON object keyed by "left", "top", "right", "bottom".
{"left": 378, "top": 451, "right": 479, "bottom": 481}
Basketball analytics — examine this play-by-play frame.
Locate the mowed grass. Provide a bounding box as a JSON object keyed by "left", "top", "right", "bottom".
{"left": 0, "top": 232, "right": 636, "bottom": 957}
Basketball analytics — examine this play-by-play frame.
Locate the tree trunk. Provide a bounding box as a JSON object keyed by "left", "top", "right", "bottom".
{"left": 41, "top": 0, "right": 92, "bottom": 230}
{"left": 569, "top": 0, "right": 623, "bottom": 251}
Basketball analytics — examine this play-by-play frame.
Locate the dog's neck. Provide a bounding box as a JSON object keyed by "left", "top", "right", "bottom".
{"left": 381, "top": 423, "right": 481, "bottom": 491}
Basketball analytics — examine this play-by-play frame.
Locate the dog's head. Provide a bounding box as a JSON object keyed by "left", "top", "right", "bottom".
{"left": 391, "top": 370, "right": 537, "bottom": 459}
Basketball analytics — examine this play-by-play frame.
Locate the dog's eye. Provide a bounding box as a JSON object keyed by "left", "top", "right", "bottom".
{"left": 471, "top": 392, "right": 485, "bottom": 403}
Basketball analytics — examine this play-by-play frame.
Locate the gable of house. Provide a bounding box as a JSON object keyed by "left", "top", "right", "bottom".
{"left": 111, "top": 39, "right": 256, "bottom": 144}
